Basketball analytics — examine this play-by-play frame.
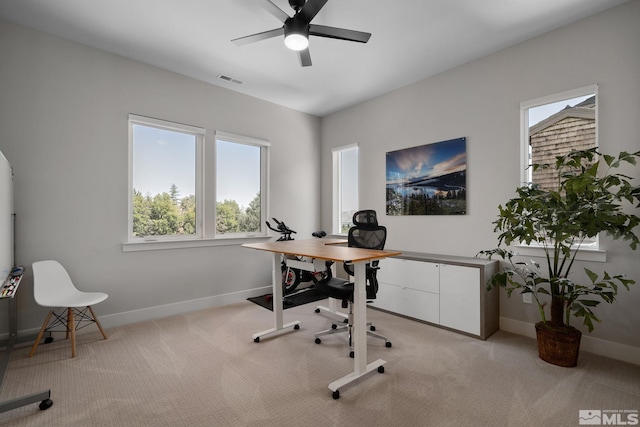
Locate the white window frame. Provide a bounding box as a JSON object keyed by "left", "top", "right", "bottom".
{"left": 212, "top": 130, "right": 270, "bottom": 240}
{"left": 520, "top": 84, "right": 599, "bottom": 186}
{"left": 124, "top": 115, "right": 270, "bottom": 252}
{"left": 127, "top": 114, "right": 205, "bottom": 242}
{"left": 332, "top": 144, "right": 358, "bottom": 235}
{"left": 518, "top": 84, "right": 605, "bottom": 262}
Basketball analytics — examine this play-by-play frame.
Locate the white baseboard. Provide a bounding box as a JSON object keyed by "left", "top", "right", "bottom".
{"left": 500, "top": 317, "right": 640, "bottom": 366}
{"left": 100, "top": 286, "right": 272, "bottom": 329}
{"left": 13, "top": 286, "right": 271, "bottom": 339}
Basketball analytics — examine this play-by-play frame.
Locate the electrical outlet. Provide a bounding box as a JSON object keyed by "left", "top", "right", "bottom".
{"left": 522, "top": 293, "right": 533, "bottom": 304}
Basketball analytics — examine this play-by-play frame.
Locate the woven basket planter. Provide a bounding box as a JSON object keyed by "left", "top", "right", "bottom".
{"left": 535, "top": 322, "right": 582, "bottom": 367}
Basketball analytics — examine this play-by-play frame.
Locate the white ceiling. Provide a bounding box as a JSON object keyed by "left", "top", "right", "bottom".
{"left": 0, "top": 0, "right": 630, "bottom": 117}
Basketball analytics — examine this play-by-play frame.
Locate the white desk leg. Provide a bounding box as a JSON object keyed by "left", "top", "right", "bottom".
{"left": 272, "top": 252, "right": 284, "bottom": 329}
{"left": 328, "top": 261, "right": 385, "bottom": 398}
{"left": 252, "top": 252, "right": 301, "bottom": 342}
{"left": 353, "top": 262, "right": 367, "bottom": 373}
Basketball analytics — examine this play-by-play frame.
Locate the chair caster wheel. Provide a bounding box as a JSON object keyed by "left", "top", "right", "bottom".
{"left": 315, "top": 308, "right": 320, "bottom": 313}
{"left": 349, "top": 351, "right": 354, "bottom": 358}
{"left": 332, "top": 390, "right": 340, "bottom": 400}
{"left": 370, "top": 325, "right": 376, "bottom": 331}
{"left": 294, "top": 324, "right": 300, "bottom": 330}
{"left": 331, "top": 324, "right": 337, "bottom": 330}
{"left": 343, "top": 319, "right": 348, "bottom": 324}
{"left": 254, "top": 337, "right": 260, "bottom": 343}
{"left": 378, "top": 366, "right": 385, "bottom": 374}
{"left": 385, "top": 341, "right": 392, "bottom": 348}
{"left": 315, "top": 338, "right": 321, "bottom": 344}
{"left": 44, "top": 337, "right": 54, "bottom": 344}
{"left": 39, "top": 399, "right": 53, "bottom": 410}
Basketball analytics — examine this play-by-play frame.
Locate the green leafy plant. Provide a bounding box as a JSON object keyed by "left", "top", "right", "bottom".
{"left": 479, "top": 148, "right": 639, "bottom": 332}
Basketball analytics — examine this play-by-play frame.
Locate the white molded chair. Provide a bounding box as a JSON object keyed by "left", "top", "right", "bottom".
{"left": 29, "top": 260, "right": 108, "bottom": 358}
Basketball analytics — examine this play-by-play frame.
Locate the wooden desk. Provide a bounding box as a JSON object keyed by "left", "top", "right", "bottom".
{"left": 242, "top": 239, "right": 401, "bottom": 398}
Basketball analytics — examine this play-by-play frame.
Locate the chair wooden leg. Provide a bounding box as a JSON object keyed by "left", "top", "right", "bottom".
{"left": 68, "top": 308, "right": 76, "bottom": 358}
{"left": 87, "top": 306, "right": 108, "bottom": 340}
{"left": 28, "top": 310, "right": 54, "bottom": 358}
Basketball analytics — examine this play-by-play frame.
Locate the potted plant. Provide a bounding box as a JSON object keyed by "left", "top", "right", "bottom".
{"left": 479, "top": 148, "right": 639, "bottom": 367}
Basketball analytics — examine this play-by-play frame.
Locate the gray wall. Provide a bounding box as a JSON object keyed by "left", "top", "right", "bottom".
{"left": 0, "top": 19, "right": 321, "bottom": 333}
{"left": 1, "top": 1, "right": 638, "bottom": 357}
{"left": 320, "top": 1, "right": 640, "bottom": 350}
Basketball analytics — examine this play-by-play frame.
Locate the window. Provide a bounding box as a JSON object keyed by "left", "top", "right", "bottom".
{"left": 521, "top": 85, "right": 597, "bottom": 189}
{"left": 214, "top": 131, "right": 268, "bottom": 237}
{"left": 332, "top": 144, "right": 358, "bottom": 234}
{"left": 127, "top": 115, "right": 269, "bottom": 246}
{"left": 519, "top": 85, "right": 600, "bottom": 252}
{"left": 129, "top": 115, "right": 202, "bottom": 240}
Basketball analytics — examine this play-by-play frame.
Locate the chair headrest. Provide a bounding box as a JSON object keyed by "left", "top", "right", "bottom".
{"left": 352, "top": 210, "right": 378, "bottom": 227}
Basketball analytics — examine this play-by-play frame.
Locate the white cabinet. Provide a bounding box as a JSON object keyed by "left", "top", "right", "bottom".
{"left": 439, "top": 264, "right": 481, "bottom": 336}
{"left": 376, "top": 282, "right": 440, "bottom": 324}
{"left": 374, "top": 253, "right": 498, "bottom": 340}
{"left": 378, "top": 258, "right": 439, "bottom": 293}
{"left": 376, "top": 258, "right": 440, "bottom": 324}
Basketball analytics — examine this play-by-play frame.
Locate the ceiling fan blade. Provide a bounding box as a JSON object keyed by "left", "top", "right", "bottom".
{"left": 299, "top": 0, "right": 328, "bottom": 22}
{"left": 309, "top": 24, "right": 371, "bottom": 43}
{"left": 259, "top": 0, "right": 290, "bottom": 22}
{"left": 298, "top": 49, "right": 312, "bottom": 67}
{"left": 232, "top": 27, "right": 284, "bottom": 46}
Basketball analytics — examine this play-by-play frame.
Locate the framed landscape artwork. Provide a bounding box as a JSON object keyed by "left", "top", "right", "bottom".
{"left": 386, "top": 137, "right": 466, "bottom": 215}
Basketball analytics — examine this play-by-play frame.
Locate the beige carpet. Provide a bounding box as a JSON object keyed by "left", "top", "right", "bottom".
{"left": 0, "top": 300, "right": 638, "bottom": 426}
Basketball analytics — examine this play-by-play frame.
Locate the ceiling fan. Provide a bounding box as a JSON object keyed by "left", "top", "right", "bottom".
{"left": 232, "top": 0, "right": 371, "bottom": 67}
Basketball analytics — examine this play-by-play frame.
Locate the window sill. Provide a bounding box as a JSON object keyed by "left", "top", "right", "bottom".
{"left": 514, "top": 244, "right": 606, "bottom": 263}
{"left": 122, "top": 235, "right": 272, "bottom": 252}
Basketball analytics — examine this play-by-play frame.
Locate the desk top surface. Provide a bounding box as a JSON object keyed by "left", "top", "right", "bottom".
{"left": 242, "top": 239, "right": 401, "bottom": 263}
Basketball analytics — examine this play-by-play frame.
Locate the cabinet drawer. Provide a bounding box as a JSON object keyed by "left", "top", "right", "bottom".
{"left": 375, "top": 282, "right": 439, "bottom": 324}
{"left": 378, "top": 258, "right": 439, "bottom": 293}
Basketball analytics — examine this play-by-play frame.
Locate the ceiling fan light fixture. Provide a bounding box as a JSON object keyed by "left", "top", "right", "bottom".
{"left": 284, "top": 33, "right": 308, "bottom": 51}
{"left": 284, "top": 18, "right": 309, "bottom": 51}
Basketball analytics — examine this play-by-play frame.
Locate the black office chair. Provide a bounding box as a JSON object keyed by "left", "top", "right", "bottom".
{"left": 314, "top": 210, "right": 391, "bottom": 357}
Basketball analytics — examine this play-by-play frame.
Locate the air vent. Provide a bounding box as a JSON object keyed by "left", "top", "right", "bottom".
{"left": 217, "top": 74, "right": 243, "bottom": 85}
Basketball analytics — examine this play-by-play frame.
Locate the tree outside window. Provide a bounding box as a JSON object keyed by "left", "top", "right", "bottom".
{"left": 128, "top": 115, "right": 269, "bottom": 242}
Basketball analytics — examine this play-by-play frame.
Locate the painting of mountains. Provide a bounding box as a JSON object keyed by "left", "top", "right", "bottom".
{"left": 386, "top": 137, "right": 466, "bottom": 215}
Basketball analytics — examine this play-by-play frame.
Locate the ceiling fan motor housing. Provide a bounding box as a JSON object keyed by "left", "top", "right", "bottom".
{"left": 289, "top": 0, "right": 307, "bottom": 13}
{"left": 285, "top": 15, "right": 310, "bottom": 39}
